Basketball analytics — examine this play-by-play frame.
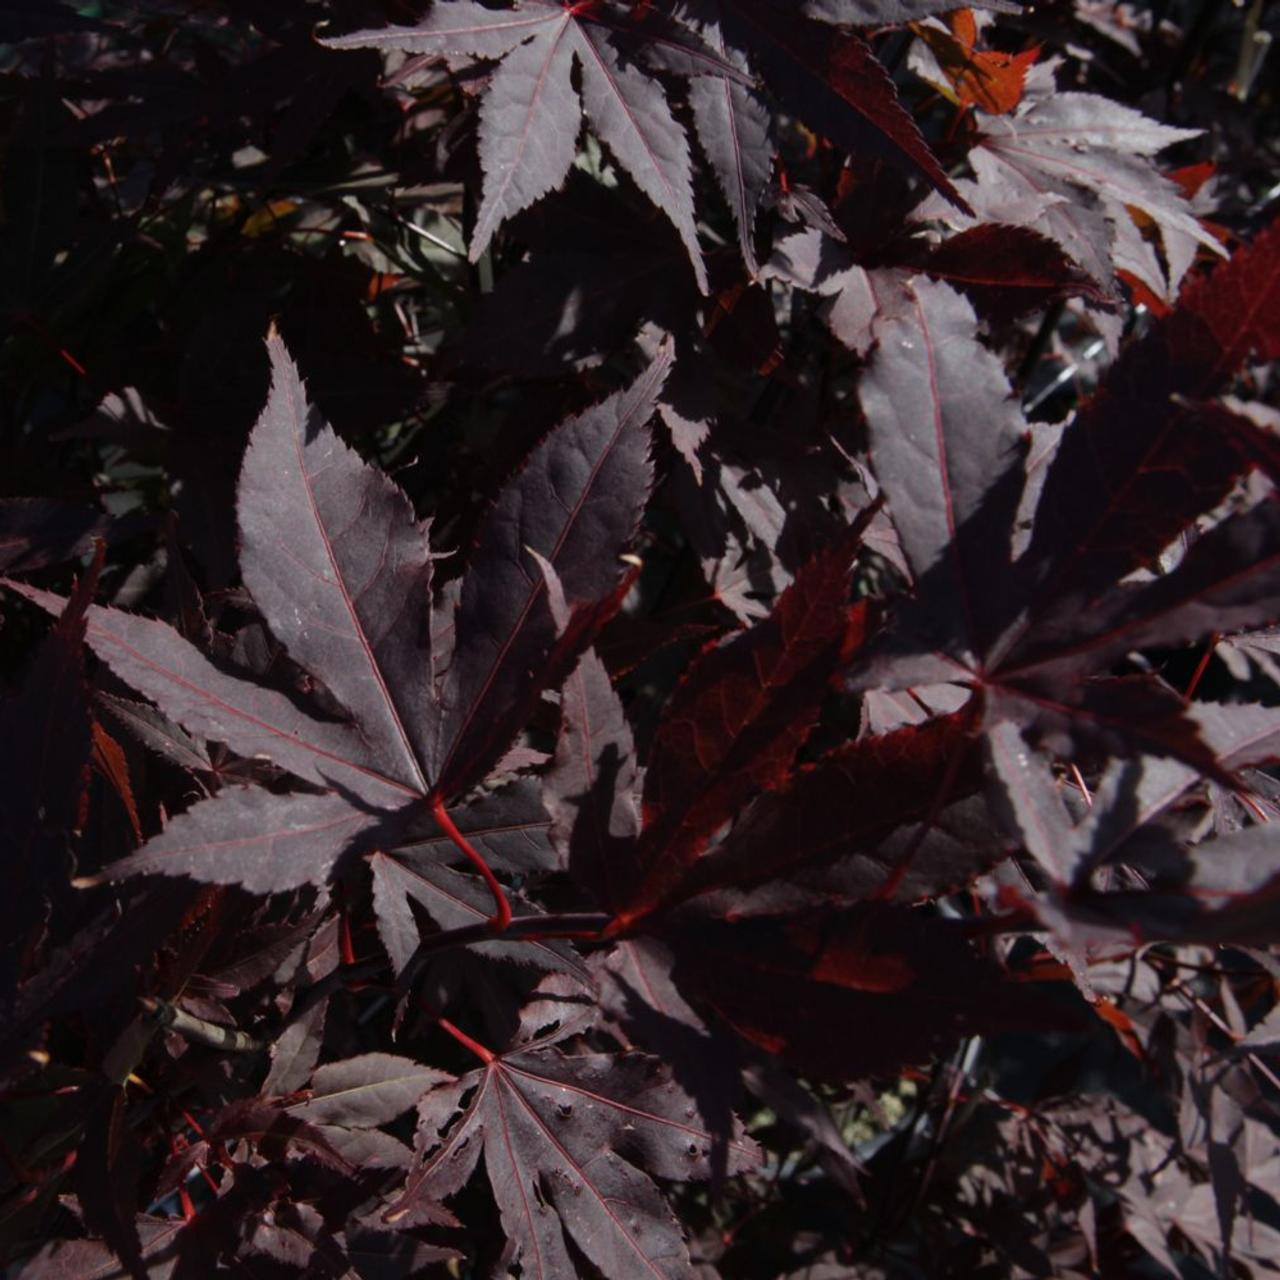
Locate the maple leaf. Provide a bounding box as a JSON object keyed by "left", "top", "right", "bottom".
{"left": 685, "top": 711, "right": 996, "bottom": 905}
{"left": 685, "top": 5, "right": 775, "bottom": 278}
{"left": 848, "top": 225, "right": 1280, "bottom": 778}
{"left": 958, "top": 87, "right": 1224, "bottom": 301}
{"left": 386, "top": 1038, "right": 760, "bottom": 1279}
{"left": 322, "top": 1, "right": 709, "bottom": 292}
{"left": 918, "top": 223, "right": 1110, "bottom": 323}
{"left": 287, "top": 1052, "right": 450, "bottom": 1128}
{"left": 1016, "top": 216, "right": 1280, "bottom": 612}
{"left": 857, "top": 275, "right": 1029, "bottom": 672}
{"left": 4, "top": 335, "right": 670, "bottom": 912}
{"left": 605, "top": 535, "right": 870, "bottom": 927}
{"left": 546, "top": 645, "right": 642, "bottom": 915}
{"left": 718, "top": 0, "right": 972, "bottom": 213}
{"left": 22, "top": 1217, "right": 187, "bottom": 1280}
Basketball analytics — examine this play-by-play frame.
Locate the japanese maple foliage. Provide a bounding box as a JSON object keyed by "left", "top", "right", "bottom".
{"left": 2, "top": 1, "right": 1280, "bottom": 1278}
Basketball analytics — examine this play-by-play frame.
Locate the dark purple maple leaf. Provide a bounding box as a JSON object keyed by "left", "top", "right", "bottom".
{"left": 322, "top": 1, "right": 709, "bottom": 291}
{"left": 684, "top": 710, "right": 993, "bottom": 904}
{"left": 608, "top": 535, "right": 870, "bottom": 927}
{"left": 858, "top": 275, "right": 1028, "bottom": 669}
{"left": 21, "top": 1216, "right": 186, "bottom": 1280}
{"left": 286, "top": 1052, "right": 450, "bottom": 1128}
{"left": 718, "top": 0, "right": 973, "bottom": 213}
{"left": 546, "top": 645, "right": 642, "bottom": 916}
{"left": 685, "top": 7, "right": 774, "bottom": 277}
{"left": 916, "top": 223, "right": 1111, "bottom": 324}
{"left": 930, "top": 85, "right": 1223, "bottom": 301}
{"left": 850, "top": 223, "right": 1280, "bottom": 783}
{"left": 3, "top": 334, "right": 670, "bottom": 927}
{"left": 1021, "top": 216, "right": 1280, "bottom": 607}
{"left": 387, "top": 1036, "right": 760, "bottom": 1279}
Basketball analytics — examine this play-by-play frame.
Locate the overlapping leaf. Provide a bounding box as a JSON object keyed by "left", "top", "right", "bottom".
{"left": 920, "top": 223, "right": 1109, "bottom": 324}
{"left": 323, "top": 1, "right": 708, "bottom": 291}
{"left": 324, "top": 0, "right": 981, "bottom": 281}
{"left": 666, "top": 902, "right": 1074, "bottom": 1080}
{"left": 4, "top": 335, "right": 668, "bottom": 902}
{"left": 686, "top": 8, "right": 774, "bottom": 277}
{"left": 1020, "top": 216, "right": 1280, "bottom": 608}
{"left": 388, "top": 1043, "right": 760, "bottom": 1279}
{"left": 965, "top": 89, "right": 1224, "bottom": 300}
{"left": 686, "top": 711, "right": 992, "bottom": 903}
{"left": 546, "top": 646, "right": 642, "bottom": 913}
{"left": 434, "top": 341, "right": 670, "bottom": 796}
{"left": 987, "top": 701, "right": 1280, "bottom": 947}
{"left": 852, "top": 224, "right": 1280, "bottom": 778}
{"left": 858, "top": 276, "right": 1028, "bottom": 672}
{"left": 609, "top": 536, "right": 869, "bottom": 926}
{"left": 720, "top": 0, "right": 970, "bottom": 211}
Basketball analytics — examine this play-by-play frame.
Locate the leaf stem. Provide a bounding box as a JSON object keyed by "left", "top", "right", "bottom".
{"left": 1182, "top": 632, "right": 1219, "bottom": 700}
{"left": 437, "top": 1014, "right": 496, "bottom": 1064}
{"left": 397, "top": 912, "right": 612, "bottom": 998}
{"left": 431, "top": 793, "right": 513, "bottom": 931}
{"left": 420, "top": 996, "right": 496, "bottom": 1065}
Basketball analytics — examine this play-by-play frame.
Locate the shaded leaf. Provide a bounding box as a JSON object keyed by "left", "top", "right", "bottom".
{"left": 548, "top": 646, "right": 641, "bottom": 912}
{"left": 389, "top": 1044, "right": 759, "bottom": 1278}
{"left": 921, "top": 223, "right": 1110, "bottom": 324}
{"left": 667, "top": 903, "right": 1075, "bottom": 1080}
{"left": 369, "top": 849, "right": 590, "bottom": 980}
{"left": 724, "top": 1, "right": 970, "bottom": 210}
{"left": 573, "top": 21, "right": 708, "bottom": 293}
{"left": 288, "top": 1053, "right": 451, "bottom": 1128}
{"left": 0, "top": 549, "right": 99, "bottom": 989}
{"left": 618, "top": 537, "right": 868, "bottom": 925}
{"left": 470, "top": 14, "right": 580, "bottom": 261}
{"left": 688, "top": 711, "right": 988, "bottom": 901}
{"left": 1019, "top": 218, "right": 1280, "bottom": 611}
{"left": 686, "top": 8, "right": 774, "bottom": 276}
{"left": 859, "top": 276, "right": 1027, "bottom": 665}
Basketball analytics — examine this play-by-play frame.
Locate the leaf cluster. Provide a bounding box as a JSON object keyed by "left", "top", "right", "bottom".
{"left": 2, "top": 1, "right": 1280, "bottom": 1277}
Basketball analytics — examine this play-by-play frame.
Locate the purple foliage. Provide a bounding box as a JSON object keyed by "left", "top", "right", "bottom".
{"left": 2, "top": 2, "right": 1279, "bottom": 1277}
